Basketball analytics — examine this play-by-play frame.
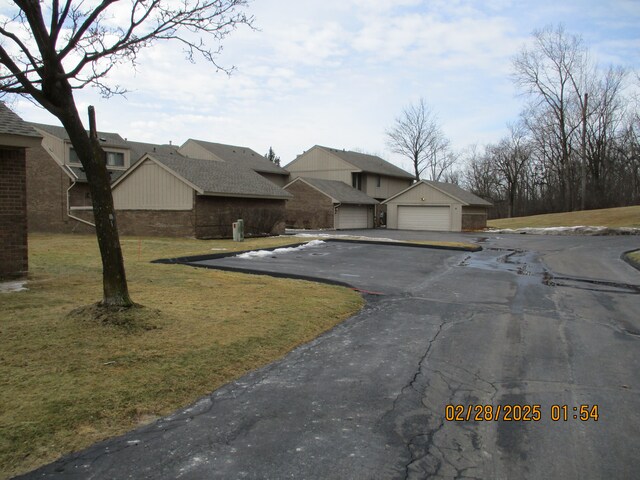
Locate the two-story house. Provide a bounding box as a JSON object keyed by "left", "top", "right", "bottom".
{"left": 25, "top": 120, "right": 291, "bottom": 238}
{"left": 284, "top": 145, "right": 414, "bottom": 228}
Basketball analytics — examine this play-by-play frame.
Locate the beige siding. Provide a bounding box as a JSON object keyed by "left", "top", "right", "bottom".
{"left": 38, "top": 131, "right": 65, "bottom": 166}
{"left": 178, "top": 140, "right": 222, "bottom": 161}
{"left": 286, "top": 147, "right": 356, "bottom": 183}
{"left": 364, "top": 174, "right": 413, "bottom": 200}
{"left": 113, "top": 160, "right": 194, "bottom": 210}
{"left": 260, "top": 172, "right": 289, "bottom": 187}
{"left": 385, "top": 183, "right": 463, "bottom": 231}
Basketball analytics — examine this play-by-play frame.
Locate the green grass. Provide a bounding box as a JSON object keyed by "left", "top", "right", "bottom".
{"left": 0, "top": 234, "right": 363, "bottom": 479}
{"left": 487, "top": 205, "right": 640, "bottom": 229}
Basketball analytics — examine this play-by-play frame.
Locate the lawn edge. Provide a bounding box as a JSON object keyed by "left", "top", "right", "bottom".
{"left": 621, "top": 249, "right": 640, "bottom": 272}
{"left": 152, "top": 238, "right": 481, "bottom": 266}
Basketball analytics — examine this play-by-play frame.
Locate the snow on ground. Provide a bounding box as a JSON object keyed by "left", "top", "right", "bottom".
{"left": 486, "top": 226, "right": 640, "bottom": 235}
{"left": 236, "top": 240, "right": 326, "bottom": 259}
{"left": 291, "top": 232, "right": 401, "bottom": 243}
{"left": 0, "top": 280, "right": 27, "bottom": 293}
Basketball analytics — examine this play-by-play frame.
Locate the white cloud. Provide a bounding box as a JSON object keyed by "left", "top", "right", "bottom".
{"left": 7, "top": 0, "right": 639, "bottom": 172}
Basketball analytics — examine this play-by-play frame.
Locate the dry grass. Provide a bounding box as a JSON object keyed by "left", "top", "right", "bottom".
{"left": 627, "top": 250, "right": 640, "bottom": 266}
{"left": 318, "top": 237, "right": 479, "bottom": 251}
{"left": 487, "top": 205, "right": 640, "bottom": 229}
{"left": 0, "top": 234, "right": 363, "bottom": 479}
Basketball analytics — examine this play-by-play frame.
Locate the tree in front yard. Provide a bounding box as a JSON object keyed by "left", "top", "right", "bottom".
{"left": 0, "top": 0, "right": 253, "bottom": 307}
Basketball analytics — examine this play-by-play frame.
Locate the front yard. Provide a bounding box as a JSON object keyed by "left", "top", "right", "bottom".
{"left": 0, "top": 234, "right": 363, "bottom": 479}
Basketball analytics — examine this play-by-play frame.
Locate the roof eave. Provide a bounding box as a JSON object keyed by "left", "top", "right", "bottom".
{"left": 199, "top": 191, "right": 291, "bottom": 200}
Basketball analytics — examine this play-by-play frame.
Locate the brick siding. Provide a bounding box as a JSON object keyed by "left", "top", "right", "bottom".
{"left": 284, "top": 181, "right": 334, "bottom": 229}
{"left": 25, "top": 145, "right": 94, "bottom": 234}
{"left": 461, "top": 207, "right": 488, "bottom": 231}
{"left": 195, "top": 196, "right": 286, "bottom": 239}
{"left": 0, "top": 147, "right": 28, "bottom": 279}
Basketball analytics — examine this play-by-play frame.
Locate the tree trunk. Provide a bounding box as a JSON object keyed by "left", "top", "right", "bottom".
{"left": 59, "top": 103, "right": 133, "bottom": 307}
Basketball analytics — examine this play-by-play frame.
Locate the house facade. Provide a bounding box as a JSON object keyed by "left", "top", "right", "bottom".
{"left": 383, "top": 180, "right": 492, "bottom": 232}
{"left": 107, "top": 151, "right": 291, "bottom": 238}
{"left": 23, "top": 120, "right": 291, "bottom": 238}
{"left": 284, "top": 177, "right": 377, "bottom": 229}
{"left": 285, "top": 145, "right": 414, "bottom": 202}
{"left": 0, "top": 103, "right": 41, "bottom": 279}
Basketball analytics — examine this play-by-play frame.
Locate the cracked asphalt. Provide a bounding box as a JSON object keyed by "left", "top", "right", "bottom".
{"left": 17, "top": 231, "right": 640, "bottom": 479}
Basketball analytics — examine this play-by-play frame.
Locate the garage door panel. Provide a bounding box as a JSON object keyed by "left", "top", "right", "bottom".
{"left": 397, "top": 205, "right": 450, "bottom": 231}
{"left": 336, "top": 206, "right": 369, "bottom": 229}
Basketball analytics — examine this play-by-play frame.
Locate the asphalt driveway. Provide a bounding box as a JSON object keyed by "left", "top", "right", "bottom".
{"left": 17, "top": 232, "right": 640, "bottom": 479}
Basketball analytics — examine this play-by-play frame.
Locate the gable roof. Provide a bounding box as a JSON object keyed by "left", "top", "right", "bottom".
{"left": 114, "top": 151, "right": 292, "bottom": 200}
{"left": 30, "top": 122, "right": 129, "bottom": 148}
{"left": 287, "top": 177, "right": 378, "bottom": 205}
{"left": 125, "top": 140, "right": 179, "bottom": 164}
{"left": 384, "top": 180, "right": 492, "bottom": 206}
{"left": 0, "top": 103, "right": 41, "bottom": 147}
{"left": 316, "top": 145, "right": 414, "bottom": 180}
{"left": 187, "top": 139, "right": 289, "bottom": 176}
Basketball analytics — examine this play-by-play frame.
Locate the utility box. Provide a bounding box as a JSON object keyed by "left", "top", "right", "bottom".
{"left": 232, "top": 219, "right": 244, "bottom": 242}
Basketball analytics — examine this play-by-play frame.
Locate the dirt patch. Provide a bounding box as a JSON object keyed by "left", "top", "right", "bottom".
{"left": 67, "top": 303, "right": 162, "bottom": 332}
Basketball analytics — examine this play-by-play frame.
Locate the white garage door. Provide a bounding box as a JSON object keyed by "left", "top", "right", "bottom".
{"left": 336, "top": 205, "right": 369, "bottom": 229}
{"left": 397, "top": 205, "right": 451, "bottom": 231}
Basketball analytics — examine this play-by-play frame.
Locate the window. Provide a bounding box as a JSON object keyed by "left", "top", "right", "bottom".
{"left": 69, "top": 148, "right": 80, "bottom": 164}
{"left": 352, "top": 172, "right": 362, "bottom": 190}
{"left": 106, "top": 151, "right": 125, "bottom": 167}
{"left": 377, "top": 175, "right": 381, "bottom": 188}
{"left": 69, "top": 148, "right": 125, "bottom": 168}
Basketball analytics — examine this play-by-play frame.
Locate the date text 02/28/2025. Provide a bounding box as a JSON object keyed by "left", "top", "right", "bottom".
{"left": 445, "top": 404, "right": 599, "bottom": 422}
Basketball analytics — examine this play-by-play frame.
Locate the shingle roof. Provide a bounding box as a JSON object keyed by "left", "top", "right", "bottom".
{"left": 317, "top": 145, "right": 414, "bottom": 180}
{"left": 66, "top": 166, "right": 129, "bottom": 183}
{"left": 30, "top": 122, "right": 128, "bottom": 148}
{"left": 189, "top": 139, "right": 289, "bottom": 176}
{"left": 125, "top": 140, "right": 179, "bottom": 165}
{"left": 423, "top": 180, "right": 492, "bottom": 206}
{"left": 0, "top": 103, "right": 41, "bottom": 138}
{"left": 293, "top": 177, "right": 378, "bottom": 205}
{"left": 144, "top": 152, "right": 292, "bottom": 199}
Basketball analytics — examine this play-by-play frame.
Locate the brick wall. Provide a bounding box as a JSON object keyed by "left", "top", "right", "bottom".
{"left": 195, "top": 196, "right": 286, "bottom": 239}
{"left": 25, "top": 145, "right": 94, "bottom": 234}
{"left": 0, "top": 147, "right": 28, "bottom": 279}
{"left": 116, "top": 210, "right": 195, "bottom": 237}
{"left": 283, "top": 181, "right": 334, "bottom": 229}
{"left": 461, "top": 206, "right": 488, "bottom": 231}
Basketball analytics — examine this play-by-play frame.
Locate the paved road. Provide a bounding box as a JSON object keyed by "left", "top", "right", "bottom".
{"left": 18, "top": 231, "right": 640, "bottom": 479}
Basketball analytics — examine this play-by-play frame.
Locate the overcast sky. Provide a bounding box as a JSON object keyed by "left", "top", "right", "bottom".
{"left": 11, "top": 0, "right": 640, "bottom": 173}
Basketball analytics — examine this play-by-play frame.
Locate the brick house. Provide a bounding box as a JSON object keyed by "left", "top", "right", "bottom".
{"left": 107, "top": 150, "right": 291, "bottom": 238}
{"left": 284, "top": 145, "right": 414, "bottom": 226}
{"left": 284, "top": 177, "right": 377, "bottom": 229}
{"left": 25, "top": 121, "right": 291, "bottom": 238}
{"left": 0, "top": 103, "right": 41, "bottom": 279}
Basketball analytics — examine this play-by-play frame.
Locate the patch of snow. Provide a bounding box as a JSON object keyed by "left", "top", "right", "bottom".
{"left": 486, "top": 226, "right": 640, "bottom": 236}
{"left": 236, "top": 240, "right": 326, "bottom": 259}
{"left": 210, "top": 248, "right": 228, "bottom": 251}
{"left": 291, "top": 233, "right": 401, "bottom": 243}
{"left": 0, "top": 280, "right": 27, "bottom": 293}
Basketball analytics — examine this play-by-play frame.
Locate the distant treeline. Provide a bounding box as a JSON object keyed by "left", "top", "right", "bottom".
{"left": 459, "top": 25, "right": 639, "bottom": 219}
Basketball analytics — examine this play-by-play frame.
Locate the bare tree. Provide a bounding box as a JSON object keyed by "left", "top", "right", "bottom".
{"left": 386, "top": 98, "right": 453, "bottom": 181}
{"left": 513, "top": 24, "right": 587, "bottom": 211}
{"left": 490, "top": 123, "right": 531, "bottom": 218}
{"left": 0, "top": 0, "right": 253, "bottom": 308}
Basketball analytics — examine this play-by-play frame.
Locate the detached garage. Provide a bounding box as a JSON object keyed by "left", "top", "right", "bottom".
{"left": 384, "top": 180, "right": 492, "bottom": 232}
{"left": 284, "top": 177, "right": 378, "bottom": 230}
